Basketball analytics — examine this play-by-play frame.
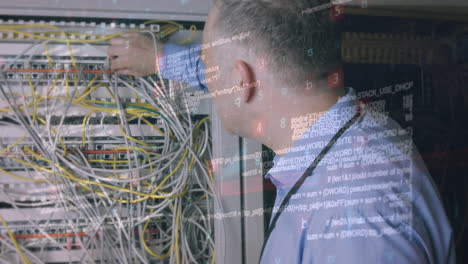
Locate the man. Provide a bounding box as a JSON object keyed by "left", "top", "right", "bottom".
{"left": 108, "top": 0, "right": 455, "bottom": 263}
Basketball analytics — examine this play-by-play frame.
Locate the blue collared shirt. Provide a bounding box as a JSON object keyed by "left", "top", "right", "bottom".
{"left": 159, "top": 43, "right": 208, "bottom": 92}
{"left": 261, "top": 88, "right": 455, "bottom": 264}
{"left": 161, "top": 43, "right": 455, "bottom": 264}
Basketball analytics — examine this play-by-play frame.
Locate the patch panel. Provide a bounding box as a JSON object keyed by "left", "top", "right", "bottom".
{"left": 0, "top": 16, "right": 216, "bottom": 264}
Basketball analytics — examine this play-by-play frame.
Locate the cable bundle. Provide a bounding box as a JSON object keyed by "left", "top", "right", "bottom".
{"left": 0, "top": 21, "right": 215, "bottom": 264}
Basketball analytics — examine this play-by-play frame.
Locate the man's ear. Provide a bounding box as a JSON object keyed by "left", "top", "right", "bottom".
{"left": 235, "top": 60, "right": 256, "bottom": 103}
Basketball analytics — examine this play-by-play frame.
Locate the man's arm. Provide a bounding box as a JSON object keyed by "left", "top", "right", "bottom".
{"left": 107, "top": 32, "right": 207, "bottom": 91}
{"left": 159, "top": 43, "right": 208, "bottom": 92}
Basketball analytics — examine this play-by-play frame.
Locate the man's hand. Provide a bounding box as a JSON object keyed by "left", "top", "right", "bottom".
{"left": 108, "top": 32, "right": 163, "bottom": 76}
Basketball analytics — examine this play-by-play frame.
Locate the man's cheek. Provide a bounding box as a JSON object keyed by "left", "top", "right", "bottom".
{"left": 252, "top": 119, "right": 266, "bottom": 137}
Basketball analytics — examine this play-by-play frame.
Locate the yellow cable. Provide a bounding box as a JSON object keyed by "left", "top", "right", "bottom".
{"left": 8, "top": 157, "right": 148, "bottom": 198}
{"left": 118, "top": 125, "right": 149, "bottom": 146}
{"left": 2, "top": 117, "right": 201, "bottom": 204}
{"left": 104, "top": 86, "right": 117, "bottom": 102}
{"left": 33, "top": 31, "right": 98, "bottom": 39}
{"left": 123, "top": 148, "right": 188, "bottom": 204}
{"left": 0, "top": 92, "right": 48, "bottom": 115}
{"left": 178, "top": 25, "right": 197, "bottom": 45}
{"left": 0, "top": 20, "right": 195, "bottom": 44}
{"left": 45, "top": 42, "right": 54, "bottom": 68}
{"left": 65, "top": 75, "right": 70, "bottom": 98}
{"left": 22, "top": 146, "right": 52, "bottom": 164}
{"left": 193, "top": 118, "right": 211, "bottom": 200}
{"left": 10, "top": 145, "right": 188, "bottom": 201}
{"left": 132, "top": 90, "right": 142, "bottom": 103}
{"left": 0, "top": 22, "right": 211, "bottom": 208}
{"left": 141, "top": 117, "right": 165, "bottom": 136}
{"left": 175, "top": 202, "right": 181, "bottom": 264}
{"left": 82, "top": 111, "right": 95, "bottom": 148}
{"left": 46, "top": 78, "right": 59, "bottom": 97}
{"left": 66, "top": 38, "right": 77, "bottom": 69}
{"left": 0, "top": 24, "right": 59, "bottom": 29}
{"left": 74, "top": 76, "right": 101, "bottom": 102}
{"left": 88, "top": 159, "right": 130, "bottom": 164}
{"left": 0, "top": 93, "right": 158, "bottom": 114}
{"left": 0, "top": 216, "right": 32, "bottom": 264}
{"left": 126, "top": 102, "right": 159, "bottom": 111}
{"left": 0, "top": 134, "right": 26, "bottom": 153}
{"left": 0, "top": 102, "right": 206, "bottom": 159}
{"left": 161, "top": 27, "right": 180, "bottom": 39}
{"left": 0, "top": 28, "right": 138, "bottom": 43}
{"left": 77, "top": 103, "right": 117, "bottom": 114}
{"left": 0, "top": 20, "right": 180, "bottom": 42}
{"left": 112, "top": 154, "right": 119, "bottom": 178}
{"left": 141, "top": 209, "right": 172, "bottom": 259}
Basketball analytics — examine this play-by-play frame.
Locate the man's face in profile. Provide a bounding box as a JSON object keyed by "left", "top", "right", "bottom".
{"left": 201, "top": 7, "right": 246, "bottom": 136}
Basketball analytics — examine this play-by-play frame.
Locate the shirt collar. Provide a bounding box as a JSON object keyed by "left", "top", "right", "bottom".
{"left": 266, "top": 87, "right": 359, "bottom": 189}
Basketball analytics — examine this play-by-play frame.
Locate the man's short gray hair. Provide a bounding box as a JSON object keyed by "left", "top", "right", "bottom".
{"left": 213, "top": 0, "right": 342, "bottom": 87}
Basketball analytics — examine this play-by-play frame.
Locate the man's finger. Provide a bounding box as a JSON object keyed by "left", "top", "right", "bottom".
{"left": 116, "top": 68, "right": 145, "bottom": 77}
{"left": 107, "top": 45, "right": 125, "bottom": 58}
{"left": 121, "top": 32, "right": 141, "bottom": 38}
{"left": 110, "top": 56, "right": 130, "bottom": 72}
{"left": 110, "top": 37, "right": 126, "bottom": 45}
{"left": 116, "top": 69, "right": 130, "bottom": 75}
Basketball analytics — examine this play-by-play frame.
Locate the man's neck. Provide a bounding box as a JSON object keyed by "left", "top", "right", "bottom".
{"left": 262, "top": 88, "right": 346, "bottom": 157}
